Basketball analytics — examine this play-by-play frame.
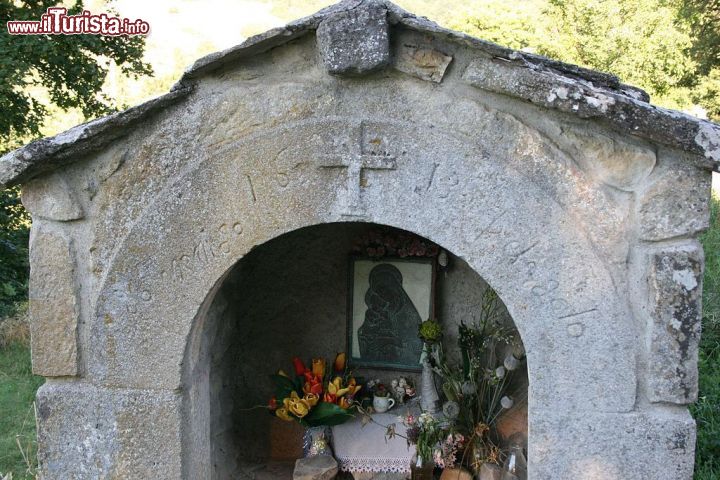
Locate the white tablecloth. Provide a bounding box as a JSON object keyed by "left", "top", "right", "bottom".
{"left": 331, "top": 412, "right": 417, "bottom": 473}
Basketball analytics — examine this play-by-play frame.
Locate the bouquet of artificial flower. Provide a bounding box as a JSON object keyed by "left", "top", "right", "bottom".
{"left": 268, "top": 353, "right": 362, "bottom": 427}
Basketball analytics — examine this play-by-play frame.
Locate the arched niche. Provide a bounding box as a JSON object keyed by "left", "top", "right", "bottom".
{"left": 182, "top": 222, "right": 529, "bottom": 478}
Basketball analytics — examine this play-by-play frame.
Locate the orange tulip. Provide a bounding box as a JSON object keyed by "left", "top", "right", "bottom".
{"left": 312, "top": 358, "right": 326, "bottom": 377}
{"left": 323, "top": 392, "right": 337, "bottom": 404}
{"left": 338, "top": 397, "right": 352, "bottom": 409}
{"left": 333, "top": 353, "right": 347, "bottom": 373}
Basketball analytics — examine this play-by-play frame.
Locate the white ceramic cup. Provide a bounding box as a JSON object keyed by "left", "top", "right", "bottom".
{"left": 373, "top": 395, "right": 395, "bottom": 413}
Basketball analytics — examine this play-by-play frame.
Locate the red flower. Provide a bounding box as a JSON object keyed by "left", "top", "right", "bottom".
{"left": 303, "top": 372, "right": 323, "bottom": 395}
{"left": 292, "top": 357, "right": 307, "bottom": 376}
{"left": 268, "top": 397, "right": 278, "bottom": 411}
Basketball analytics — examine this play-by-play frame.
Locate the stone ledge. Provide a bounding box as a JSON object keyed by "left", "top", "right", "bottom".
{"left": 462, "top": 58, "right": 719, "bottom": 171}
{"left": 0, "top": 86, "right": 192, "bottom": 188}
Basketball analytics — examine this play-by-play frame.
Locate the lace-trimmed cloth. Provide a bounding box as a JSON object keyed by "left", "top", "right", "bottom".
{"left": 331, "top": 412, "right": 417, "bottom": 473}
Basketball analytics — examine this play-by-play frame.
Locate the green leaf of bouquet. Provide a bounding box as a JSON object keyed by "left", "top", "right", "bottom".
{"left": 304, "top": 402, "right": 354, "bottom": 427}
{"left": 294, "top": 375, "right": 304, "bottom": 392}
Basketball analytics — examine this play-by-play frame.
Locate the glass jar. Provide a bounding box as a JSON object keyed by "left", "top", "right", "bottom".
{"left": 410, "top": 454, "right": 434, "bottom": 480}
{"left": 501, "top": 443, "right": 527, "bottom": 480}
{"left": 303, "top": 426, "right": 333, "bottom": 457}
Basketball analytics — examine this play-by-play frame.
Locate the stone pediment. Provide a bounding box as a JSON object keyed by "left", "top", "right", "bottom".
{"left": 0, "top": 0, "right": 718, "bottom": 189}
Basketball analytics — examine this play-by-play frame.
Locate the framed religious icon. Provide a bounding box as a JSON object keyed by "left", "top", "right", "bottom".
{"left": 347, "top": 257, "right": 436, "bottom": 371}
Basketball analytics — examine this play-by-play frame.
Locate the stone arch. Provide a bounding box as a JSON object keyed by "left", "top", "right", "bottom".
{"left": 90, "top": 115, "right": 637, "bottom": 477}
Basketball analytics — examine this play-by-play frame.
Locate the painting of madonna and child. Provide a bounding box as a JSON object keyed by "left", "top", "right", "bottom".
{"left": 349, "top": 258, "right": 435, "bottom": 371}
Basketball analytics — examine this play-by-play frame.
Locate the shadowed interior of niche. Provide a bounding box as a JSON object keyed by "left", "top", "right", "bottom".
{"left": 184, "top": 222, "right": 528, "bottom": 479}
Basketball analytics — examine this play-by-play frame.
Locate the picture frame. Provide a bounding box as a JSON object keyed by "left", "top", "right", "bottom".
{"left": 347, "top": 256, "right": 436, "bottom": 371}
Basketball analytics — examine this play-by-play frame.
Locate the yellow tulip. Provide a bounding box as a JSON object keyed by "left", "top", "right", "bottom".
{"left": 312, "top": 358, "right": 326, "bottom": 377}
{"left": 327, "top": 377, "right": 339, "bottom": 395}
{"left": 304, "top": 393, "right": 319, "bottom": 407}
{"left": 275, "top": 408, "right": 293, "bottom": 422}
{"left": 346, "top": 378, "right": 362, "bottom": 396}
{"left": 282, "top": 391, "right": 310, "bottom": 418}
{"left": 288, "top": 398, "right": 311, "bottom": 418}
{"left": 331, "top": 377, "right": 351, "bottom": 397}
{"left": 283, "top": 392, "right": 301, "bottom": 413}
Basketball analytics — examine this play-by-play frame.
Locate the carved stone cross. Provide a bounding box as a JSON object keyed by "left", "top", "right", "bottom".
{"left": 319, "top": 121, "right": 396, "bottom": 216}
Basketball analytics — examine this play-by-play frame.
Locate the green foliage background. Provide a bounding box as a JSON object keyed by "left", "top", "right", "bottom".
{"left": 0, "top": 187, "right": 29, "bottom": 318}
{"left": 0, "top": 0, "right": 152, "bottom": 318}
{"left": 691, "top": 196, "right": 720, "bottom": 478}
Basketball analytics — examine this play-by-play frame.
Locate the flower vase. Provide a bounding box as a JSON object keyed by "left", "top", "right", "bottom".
{"left": 420, "top": 344, "right": 439, "bottom": 413}
{"left": 410, "top": 455, "right": 434, "bottom": 480}
{"left": 303, "top": 426, "right": 333, "bottom": 457}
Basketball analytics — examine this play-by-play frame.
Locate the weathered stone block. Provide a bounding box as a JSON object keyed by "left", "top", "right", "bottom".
{"left": 637, "top": 156, "right": 711, "bottom": 240}
{"left": 21, "top": 172, "right": 84, "bottom": 221}
{"left": 559, "top": 130, "right": 656, "bottom": 191}
{"left": 646, "top": 243, "right": 703, "bottom": 404}
{"left": 36, "top": 382, "right": 182, "bottom": 479}
{"left": 294, "top": 455, "right": 338, "bottom": 480}
{"left": 531, "top": 410, "right": 696, "bottom": 479}
{"left": 394, "top": 45, "right": 452, "bottom": 83}
{"left": 29, "top": 228, "right": 79, "bottom": 376}
{"left": 316, "top": 2, "right": 390, "bottom": 76}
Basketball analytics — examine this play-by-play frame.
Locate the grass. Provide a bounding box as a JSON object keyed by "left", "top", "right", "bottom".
{"left": 693, "top": 194, "right": 720, "bottom": 479}
{"left": 0, "top": 310, "right": 42, "bottom": 480}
